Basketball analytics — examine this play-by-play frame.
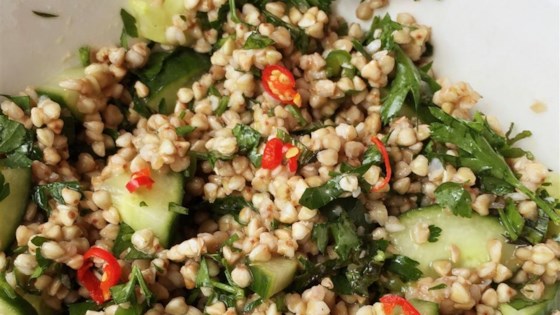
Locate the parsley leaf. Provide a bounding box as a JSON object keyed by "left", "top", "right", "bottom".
{"left": 32, "top": 181, "right": 82, "bottom": 215}
{"left": 0, "top": 94, "right": 31, "bottom": 112}
{"left": 497, "top": 199, "right": 525, "bottom": 241}
{"left": 0, "top": 115, "right": 26, "bottom": 154}
{"left": 30, "top": 236, "right": 55, "bottom": 279}
{"left": 434, "top": 182, "right": 472, "bottom": 218}
{"left": 312, "top": 223, "right": 328, "bottom": 253}
{"left": 428, "top": 283, "right": 447, "bottom": 290}
{"left": 429, "top": 107, "right": 559, "bottom": 223}
{"left": 427, "top": 224, "right": 442, "bottom": 242}
{"left": 120, "top": 9, "right": 138, "bottom": 47}
{"left": 263, "top": 10, "right": 309, "bottom": 53}
{"left": 232, "top": 124, "right": 261, "bottom": 154}
{"left": 68, "top": 301, "right": 102, "bottom": 315}
{"left": 110, "top": 265, "right": 153, "bottom": 306}
{"left": 364, "top": 14, "right": 403, "bottom": 50}
{"left": 175, "top": 125, "right": 197, "bottom": 137}
{"left": 210, "top": 196, "right": 253, "bottom": 216}
{"left": 112, "top": 223, "right": 155, "bottom": 260}
{"left": 386, "top": 255, "right": 423, "bottom": 282}
{"left": 0, "top": 173, "right": 9, "bottom": 202}
{"left": 299, "top": 174, "right": 346, "bottom": 209}
{"left": 215, "top": 96, "right": 230, "bottom": 116}
{"left": 243, "top": 32, "right": 275, "bottom": 49}
{"left": 285, "top": 105, "right": 308, "bottom": 126}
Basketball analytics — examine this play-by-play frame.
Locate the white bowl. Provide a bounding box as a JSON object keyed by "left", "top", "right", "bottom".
{"left": 1, "top": 0, "right": 558, "bottom": 170}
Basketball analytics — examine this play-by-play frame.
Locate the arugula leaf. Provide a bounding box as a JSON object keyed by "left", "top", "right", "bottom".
{"left": 112, "top": 223, "right": 155, "bottom": 260}
{"left": 111, "top": 265, "right": 153, "bottom": 305}
{"left": 429, "top": 107, "right": 560, "bottom": 223}
{"left": 428, "top": 224, "right": 442, "bottom": 243}
{"left": 386, "top": 255, "right": 422, "bottom": 282}
{"left": 497, "top": 199, "right": 525, "bottom": 241}
{"left": 0, "top": 94, "right": 31, "bottom": 112}
{"left": 243, "top": 32, "right": 275, "bottom": 49}
{"left": 0, "top": 115, "right": 26, "bottom": 154}
{"left": 120, "top": 9, "right": 138, "bottom": 47}
{"left": 434, "top": 182, "right": 472, "bottom": 218}
{"left": 169, "top": 202, "right": 189, "bottom": 215}
{"left": 176, "top": 125, "right": 197, "bottom": 137}
{"left": 78, "top": 46, "right": 91, "bottom": 67}
{"left": 0, "top": 173, "right": 9, "bottom": 202}
{"left": 32, "top": 181, "right": 82, "bottom": 215}
{"left": 380, "top": 47, "right": 422, "bottom": 123}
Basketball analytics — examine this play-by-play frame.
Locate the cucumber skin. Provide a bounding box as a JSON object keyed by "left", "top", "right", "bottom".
{"left": 249, "top": 258, "right": 298, "bottom": 299}
{"left": 0, "top": 166, "right": 31, "bottom": 251}
{"left": 98, "top": 169, "right": 183, "bottom": 247}
{"left": 0, "top": 289, "right": 38, "bottom": 315}
{"left": 388, "top": 206, "right": 519, "bottom": 277}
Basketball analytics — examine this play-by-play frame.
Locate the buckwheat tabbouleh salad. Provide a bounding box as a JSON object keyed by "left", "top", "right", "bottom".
{"left": 0, "top": 0, "right": 559, "bottom": 314}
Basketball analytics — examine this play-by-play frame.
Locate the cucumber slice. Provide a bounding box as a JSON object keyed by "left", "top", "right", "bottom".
{"left": 98, "top": 169, "right": 183, "bottom": 247}
{"left": 249, "top": 257, "right": 298, "bottom": 299}
{"left": 0, "top": 289, "right": 37, "bottom": 315}
{"left": 35, "top": 67, "right": 85, "bottom": 120}
{"left": 545, "top": 173, "right": 560, "bottom": 241}
{"left": 409, "top": 299, "right": 439, "bottom": 315}
{"left": 499, "top": 284, "right": 560, "bottom": 315}
{"left": 139, "top": 48, "right": 211, "bottom": 114}
{"left": 0, "top": 165, "right": 31, "bottom": 251}
{"left": 128, "top": 0, "right": 186, "bottom": 45}
{"left": 21, "top": 293, "right": 60, "bottom": 315}
{"left": 388, "top": 206, "right": 519, "bottom": 277}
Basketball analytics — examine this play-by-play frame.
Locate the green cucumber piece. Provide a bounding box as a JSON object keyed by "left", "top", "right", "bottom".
{"left": 139, "top": 48, "right": 211, "bottom": 114}
{"left": 128, "top": 0, "right": 186, "bottom": 45}
{"left": 0, "top": 165, "right": 31, "bottom": 251}
{"left": 545, "top": 173, "right": 560, "bottom": 241}
{"left": 35, "top": 67, "right": 84, "bottom": 120}
{"left": 499, "top": 283, "right": 560, "bottom": 315}
{"left": 388, "top": 206, "right": 519, "bottom": 277}
{"left": 0, "top": 289, "right": 37, "bottom": 315}
{"left": 21, "top": 293, "right": 60, "bottom": 315}
{"left": 249, "top": 257, "right": 298, "bottom": 299}
{"left": 409, "top": 299, "right": 439, "bottom": 315}
{"left": 98, "top": 169, "right": 183, "bottom": 247}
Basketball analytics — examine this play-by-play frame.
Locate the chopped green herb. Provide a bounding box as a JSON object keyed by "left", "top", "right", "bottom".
{"left": 497, "top": 199, "right": 525, "bottom": 241}
{"left": 215, "top": 96, "right": 230, "bottom": 116}
{"left": 78, "top": 46, "right": 91, "bottom": 67}
{"left": 30, "top": 236, "right": 54, "bottom": 279}
{"left": 169, "top": 202, "right": 188, "bottom": 215}
{"left": 0, "top": 94, "right": 31, "bottom": 112}
{"left": 110, "top": 265, "right": 153, "bottom": 306}
{"left": 112, "top": 223, "right": 155, "bottom": 260}
{"left": 32, "top": 181, "right": 82, "bottom": 215}
{"left": 428, "top": 283, "right": 447, "bottom": 290}
{"left": 139, "top": 201, "right": 148, "bottom": 207}
{"left": 263, "top": 10, "right": 309, "bottom": 53}
{"left": 0, "top": 115, "right": 27, "bottom": 154}
{"left": 243, "top": 32, "right": 275, "bottom": 49}
{"left": 386, "top": 255, "right": 423, "bottom": 282}
{"left": 176, "top": 125, "right": 197, "bottom": 137}
{"left": 434, "top": 182, "right": 472, "bottom": 218}
{"left": 210, "top": 196, "right": 253, "bottom": 216}
{"left": 285, "top": 105, "right": 308, "bottom": 126}
{"left": 232, "top": 124, "right": 261, "bottom": 154}
{"left": 32, "top": 11, "right": 58, "bottom": 18}
{"left": 428, "top": 224, "right": 442, "bottom": 242}
{"left": 325, "top": 50, "right": 354, "bottom": 78}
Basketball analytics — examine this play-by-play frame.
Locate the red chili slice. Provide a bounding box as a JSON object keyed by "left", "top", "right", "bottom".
{"left": 125, "top": 167, "right": 155, "bottom": 193}
{"left": 380, "top": 294, "right": 421, "bottom": 315}
{"left": 370, "top": 136, "right": 392, "bottom": 192}
{"left": 262, "top": 64, "right": 302, "bottom": 106}
{"left": 262, "top": 138, "right": 284, "bottom": 170}
{"left": 77, "top": 247, "right": 122, "bottom": 304}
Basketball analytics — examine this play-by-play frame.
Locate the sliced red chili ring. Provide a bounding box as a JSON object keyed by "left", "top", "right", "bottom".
{"left": 380, "top": 294, "right": 421, "bottom": 315}
{"left": 77, "top": 247, "right": 122, "bottom": 304}
{"left": 262, "top": 138, "right": 284, "bottom": 170}
{"left": 262, "top": 64, "right": 301, "bottom": 106}
{"left": 125, "top": 167, "right": 155, "bottom": 193}
{"left": 370, "top": 136, "right": 392, "bottom": 192}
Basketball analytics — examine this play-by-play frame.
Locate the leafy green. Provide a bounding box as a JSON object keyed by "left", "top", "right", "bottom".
{"left": 325, "top": 50, "right": 355, "bottom": 78}
{"left": 285, "top": 105, "right": 308, "bottom": 126}
{"left": 351, "top": 39, "right": 371, "bottom": 61}
{"left": 195, "top": 258, "right": 244, "bottom": 306}
{"left": 434, "top": 182, "right": 472, "bottom": 218}
{"left": 68, "top": 301, "right": 102, "bottom": 315}
{"left": 386, "top": 255, "right": 423, "bottom": 282}
{"left": 115, "top": 304, "right": 145, "bottom": 315}
{"left": 0, "top": 115, "right": 26, "bottom": 154}
{"left": 243, "top": 32, "right": 275, "bottom": 49}
{"left": 32, "top": 181, "right": 82, "bottom": 215}
{"left": 78, "top": 46, "right": 91, "bottom": 67}
{"left": 517, "top": 208, "right": 549, "bottom": 245}
{"left": 275, "top": 129, "right": 314, "bottom": 166}
{"left": 112, "top": 223, "right": 155, "bottom": 260}
{"left": 30, "top": 236, "right": 55, "bottom": 279}
{"left": 176, "top": 125, "right": 197, "bottom": 137}
{"left": 428, "top": 283, "right": 447, "bottom": 291}
{"left": 215, "top": 96, "right": 230, "bottom": 116}
{"left": 330, "top": 214, "right": 361, "bottom": 260}
{"left": 120, "top": 9, "right": 138, "bottom": 47}
{"left": 479, "top": 175, "right": 515, "bottom": 196}
{"left": 111, "top": 265, "right": 153, "bottom": 306}
{"left": 427, "top": 224, "right": 442, "bottom": 243}
{"left": 191, "top": 150, "right": 234, "bottom": 167}
{"left": 429, "top": 107, "right": 560, "bottom": 223}
{"left": 380, "top": 47, "right": 422, "bottom": 123}
{"left": 210, "top": 195, "right": 254, "bottom": 216}
{"left": 0, "top": 94, "right": 31, "bottom": 112}
{"left": 232, "top": 124, "right": 262, "bottom": 155}
{"left": 0, "top": 173, "right": 9, "bottom": 202}
{"left": 169, "top": 202, "right": 189, "bottom": 215}
{"left": 299, "top": 174, "right": 346, "bottom": 209}
{"left": 263, "top": 10, "right": 309, "bottom": 53}
{"left": 364, "top": 14, "right": 403, "bottom": 50}
{"left": 497, "top": 199, "right": 525, "bottom": 241}
{"left": 286, "top": 0, "right": 336, "bottom": 13}
{"left": 312, "top": 223, "right": 328, "bottom": 253}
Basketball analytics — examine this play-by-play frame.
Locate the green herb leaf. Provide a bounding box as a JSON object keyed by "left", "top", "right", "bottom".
{"left": 232, "top": 124, "right": 261, "bottom": 154}
{"left": 32, "top": 181, "right": 82, "bottom": 215}
{"left": 330, "top": 214, "right": 360, "bottom": 260}
{"left": 497, "top": 199, "right": 525, "bottom": 241}
{"left": 112, "top": 223, "right": 155, "bottom": 260}
{"left": 0, "top": 115, "right": 26, "bottom": 154}
{"left": 115, "top": 304, "right": 145, "bottom": 315}
{"left": 263, "top": 10, "right": 309, "bottom": 53}
{"left": 286, "top": 105, "right": 308, "bottom": 126}
{"left": 427, "top": 224, "right": 442, "bottom": 243}
{"left": 243, "top": 32, "right": 275, "bottom": 49}
{"left": 210, "top": 196, "right": 253, "bottom": 216}
{"left": 299, "top": 174, "right": 346, "bottom": 209}
{"left": 381, "top": 47, "right": 422, "bottom": 123}
{"left": 428, "top": 283, "right": 447, "bottom": 290}
{"left": 139, "top": 201, "right": 148, "bottom": 207}
{"left": 386, "top": 255, "right": 423, "bottom": 282}
{"left": 429, "top": 107, "right": 559, "bottom": 223}
{"left": 434, "top": 182, "right": 472, "bottom": 218}
{"left": 364, "top": 14, "right": 402, "bottom": 50}
{"left": 30, "top": 236, "right": 54, "bottom": 279}
{"left": 0, "top": 94, "right": 31, "bottom": 112}
{"left": 215, "top": 96, "right": 230, "bottom": 116}
{"left": 176, "top": 125, "right": 197, "bottom": 137}
{"left": 169, "top": 202, "right": 189, "bottom": 215}
{"left": 78, "top": 46, "right": 91, "bottom": 67}
{"left": 120, "top": 9, "right": 138, "bottom": 38}
{"left": 325, "top": 50, "right": 354, "bottom": 78}
{"left": 32, "top": 11, "right": 58, "bottom": 18}
{"left": 111, "top": 265, "right": 153, "bottom": 305}
{"left": 0, "top": 173, "right": 9, "bottom": 203}
{"left": 68, "top": 301, "right": 102, "bottom": 315}
{"left": 312, "top": 223, "right": 328, "bottom": 253}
